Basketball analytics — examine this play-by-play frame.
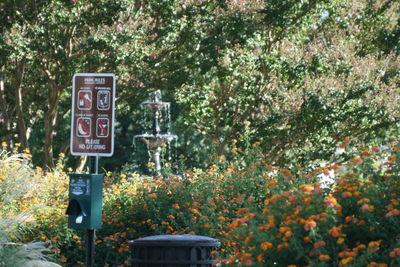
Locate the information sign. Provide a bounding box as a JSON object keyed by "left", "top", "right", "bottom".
{"left": 70, "top": 73, "right": 115, "bottom": 156}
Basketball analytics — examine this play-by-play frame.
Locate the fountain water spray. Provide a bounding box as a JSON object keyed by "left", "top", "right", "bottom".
{"left": 134, "top": 90, "right": 177, "bottom": 176}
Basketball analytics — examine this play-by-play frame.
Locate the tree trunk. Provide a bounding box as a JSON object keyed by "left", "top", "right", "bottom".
{"left": 74, "top": 156, "right": 87, "bottom": 172}
{"left": 43, "top": 78, "right": 61, "bottom": 170}
{"left": 44, "top": 111, "right": 56, "bottom": 169}
{"left": 0, "top": 66, "right": 12, "bottom": 145}
{"left": 15, "top": 60, "right": 29, "bottom": 149}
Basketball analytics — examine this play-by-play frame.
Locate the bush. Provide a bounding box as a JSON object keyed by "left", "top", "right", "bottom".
{"left": 6, "top": 142, "right": 400, "bottom": 266}
{"left": 214, "top": 146, "right": 400, "bottom": 266}
{"left": 0, "top": 147, "right": 61, "bottom": 267}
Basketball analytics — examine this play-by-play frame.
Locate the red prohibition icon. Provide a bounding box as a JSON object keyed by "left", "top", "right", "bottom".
{"left": 76, "top": 118, "right": 91, "bottom": 137}
{"left": 78, "top": 90, "right": 92, "bottom": 110}
{"left": 96, "top": 118, "right": 109, "bottom": 137}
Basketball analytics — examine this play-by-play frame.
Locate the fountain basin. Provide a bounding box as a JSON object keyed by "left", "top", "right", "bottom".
{"left": 142, "top": 101, "right": 170, "bottom": 112}
{"left": 134, "top": 134, "right": 177, "bottom": 149}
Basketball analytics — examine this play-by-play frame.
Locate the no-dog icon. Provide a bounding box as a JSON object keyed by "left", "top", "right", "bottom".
{"left": 97, "top": 91, "right": 110, "bottom": 110}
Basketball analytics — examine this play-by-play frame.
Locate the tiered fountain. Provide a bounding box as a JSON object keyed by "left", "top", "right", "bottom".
{"left": 134, "top": 90, "right": 177, "bottom": 176}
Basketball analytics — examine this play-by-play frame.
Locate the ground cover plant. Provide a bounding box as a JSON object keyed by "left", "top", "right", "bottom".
{"left": 0, "top": 145, "right": 61, "bottom": 266}
{"left": 1, "top": 141, "right": 398, "bottom": 266}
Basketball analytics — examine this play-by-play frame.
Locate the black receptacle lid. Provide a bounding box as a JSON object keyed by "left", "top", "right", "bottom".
{"left": 129, "top": 235, "right": 220, "bottom": 247}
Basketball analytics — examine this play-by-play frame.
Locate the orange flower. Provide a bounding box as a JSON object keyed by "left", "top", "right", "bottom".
{"left": 300, "top": 184, "right": 313, "bottom": 192}
{"left": 324, "top": 196, "right": 337, "bottom": 207}
{"left": 329, "top": 227, "right": 340, "bottom": 237}
{"left": 304, "top": 219, "right": 317, "bottom": 230}
{"left": 191, "top": 208, "right": 202, "bottom": 216}
{"left": 218, "top": 216, "right": 226, "bottom": 221}
{"left": 368, "top": 240, "right": 382, "bottom": 248}
{"left": 337, "top": 237, "right": 345, "bottom": 244}
{"left": 319, "top": 254, "right": 330, "bottom": 261}
{"left": 245, "top": 236, "right": 252, "bottom": 244}
{"left": 148, "top": 193, "right": 157, "bottom": 199}
{"left": 285, "top": 231, "right": 293, "bottom": 238}
{"left": 279, "top": 226, "right": 290, "bottom": 234}
{"left": 341, "top": 257, "right": 353, "bottom": 265}
{"left": 345, "top": 216, "right": 353, "bottom": 223}
{"left": 342, "top": 191, "right": 352, "bottom": 198}
{"left": 260, "top": 241, "right": 273, "bottom": 251}
{"left": 314, "top": 241, "right": 326, "bottom": 248}
{"left": 277, "top": 243, "right": 288, "bottom": 250}
{"left": 237, "top": 208, "right": 249, "bottom": 214}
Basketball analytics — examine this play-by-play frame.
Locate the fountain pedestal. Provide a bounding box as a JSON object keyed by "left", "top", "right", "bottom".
{"left": 134, "top": 90, "right": 177, "bottom": 176}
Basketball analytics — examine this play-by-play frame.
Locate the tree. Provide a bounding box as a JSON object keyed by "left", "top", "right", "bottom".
{"left": 1, "top": 0, "right": 398, "bottom": 170}
{"left": 0, "top": 0, "right": 151, "bottom": 168}
{"left": 165, "top": 0, "right": 400, "bottom": 166}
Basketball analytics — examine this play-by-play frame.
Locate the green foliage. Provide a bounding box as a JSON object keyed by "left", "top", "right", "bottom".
{"left": 1, "top": 0, "right": 399, "bottom": 172}
{"left": 0, "top": 149, "right": 61, "bottom": 267}
{"left": 4, "top": 143, "right": 398, "bottom": 266}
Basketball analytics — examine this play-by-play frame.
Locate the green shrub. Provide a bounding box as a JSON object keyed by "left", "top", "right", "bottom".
{"left": 0, "top": 148, "right": 61, "bottom": 267}
{"left": 7, "top": 143, "right": 400, "bottom": 267}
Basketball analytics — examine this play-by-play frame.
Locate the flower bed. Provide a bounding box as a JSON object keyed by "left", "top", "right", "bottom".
{"left": 3, "top": 145, "right": 400, "bottom": 266}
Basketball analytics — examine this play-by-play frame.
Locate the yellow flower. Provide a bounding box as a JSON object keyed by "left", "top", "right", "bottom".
{"left": 337, "top": 237, "right": 345, "bottom": 244}
{"left": 341, "top": 257, "right": 353, "bottom": 265}
{"left": 147, "top": 162, "right": 155, "bottom": 167}
{"left": 15, "top": 143, "right": 21, "bottom": 147}
{"left": 1, "top": 142, "right": 7, "bottom": 147}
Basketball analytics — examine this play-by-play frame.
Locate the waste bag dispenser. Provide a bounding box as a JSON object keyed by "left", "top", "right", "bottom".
{"left": 66, "top": 174, "right": 103, "bottom": 229}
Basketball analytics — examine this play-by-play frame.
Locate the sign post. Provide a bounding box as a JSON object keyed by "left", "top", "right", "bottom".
{"left": 69, "top": 73, "right": 115, "bottom": 267}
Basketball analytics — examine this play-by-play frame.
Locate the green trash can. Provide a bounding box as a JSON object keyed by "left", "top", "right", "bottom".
{"left": 129, "top": 235, "right": 220, "bottom": 267}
